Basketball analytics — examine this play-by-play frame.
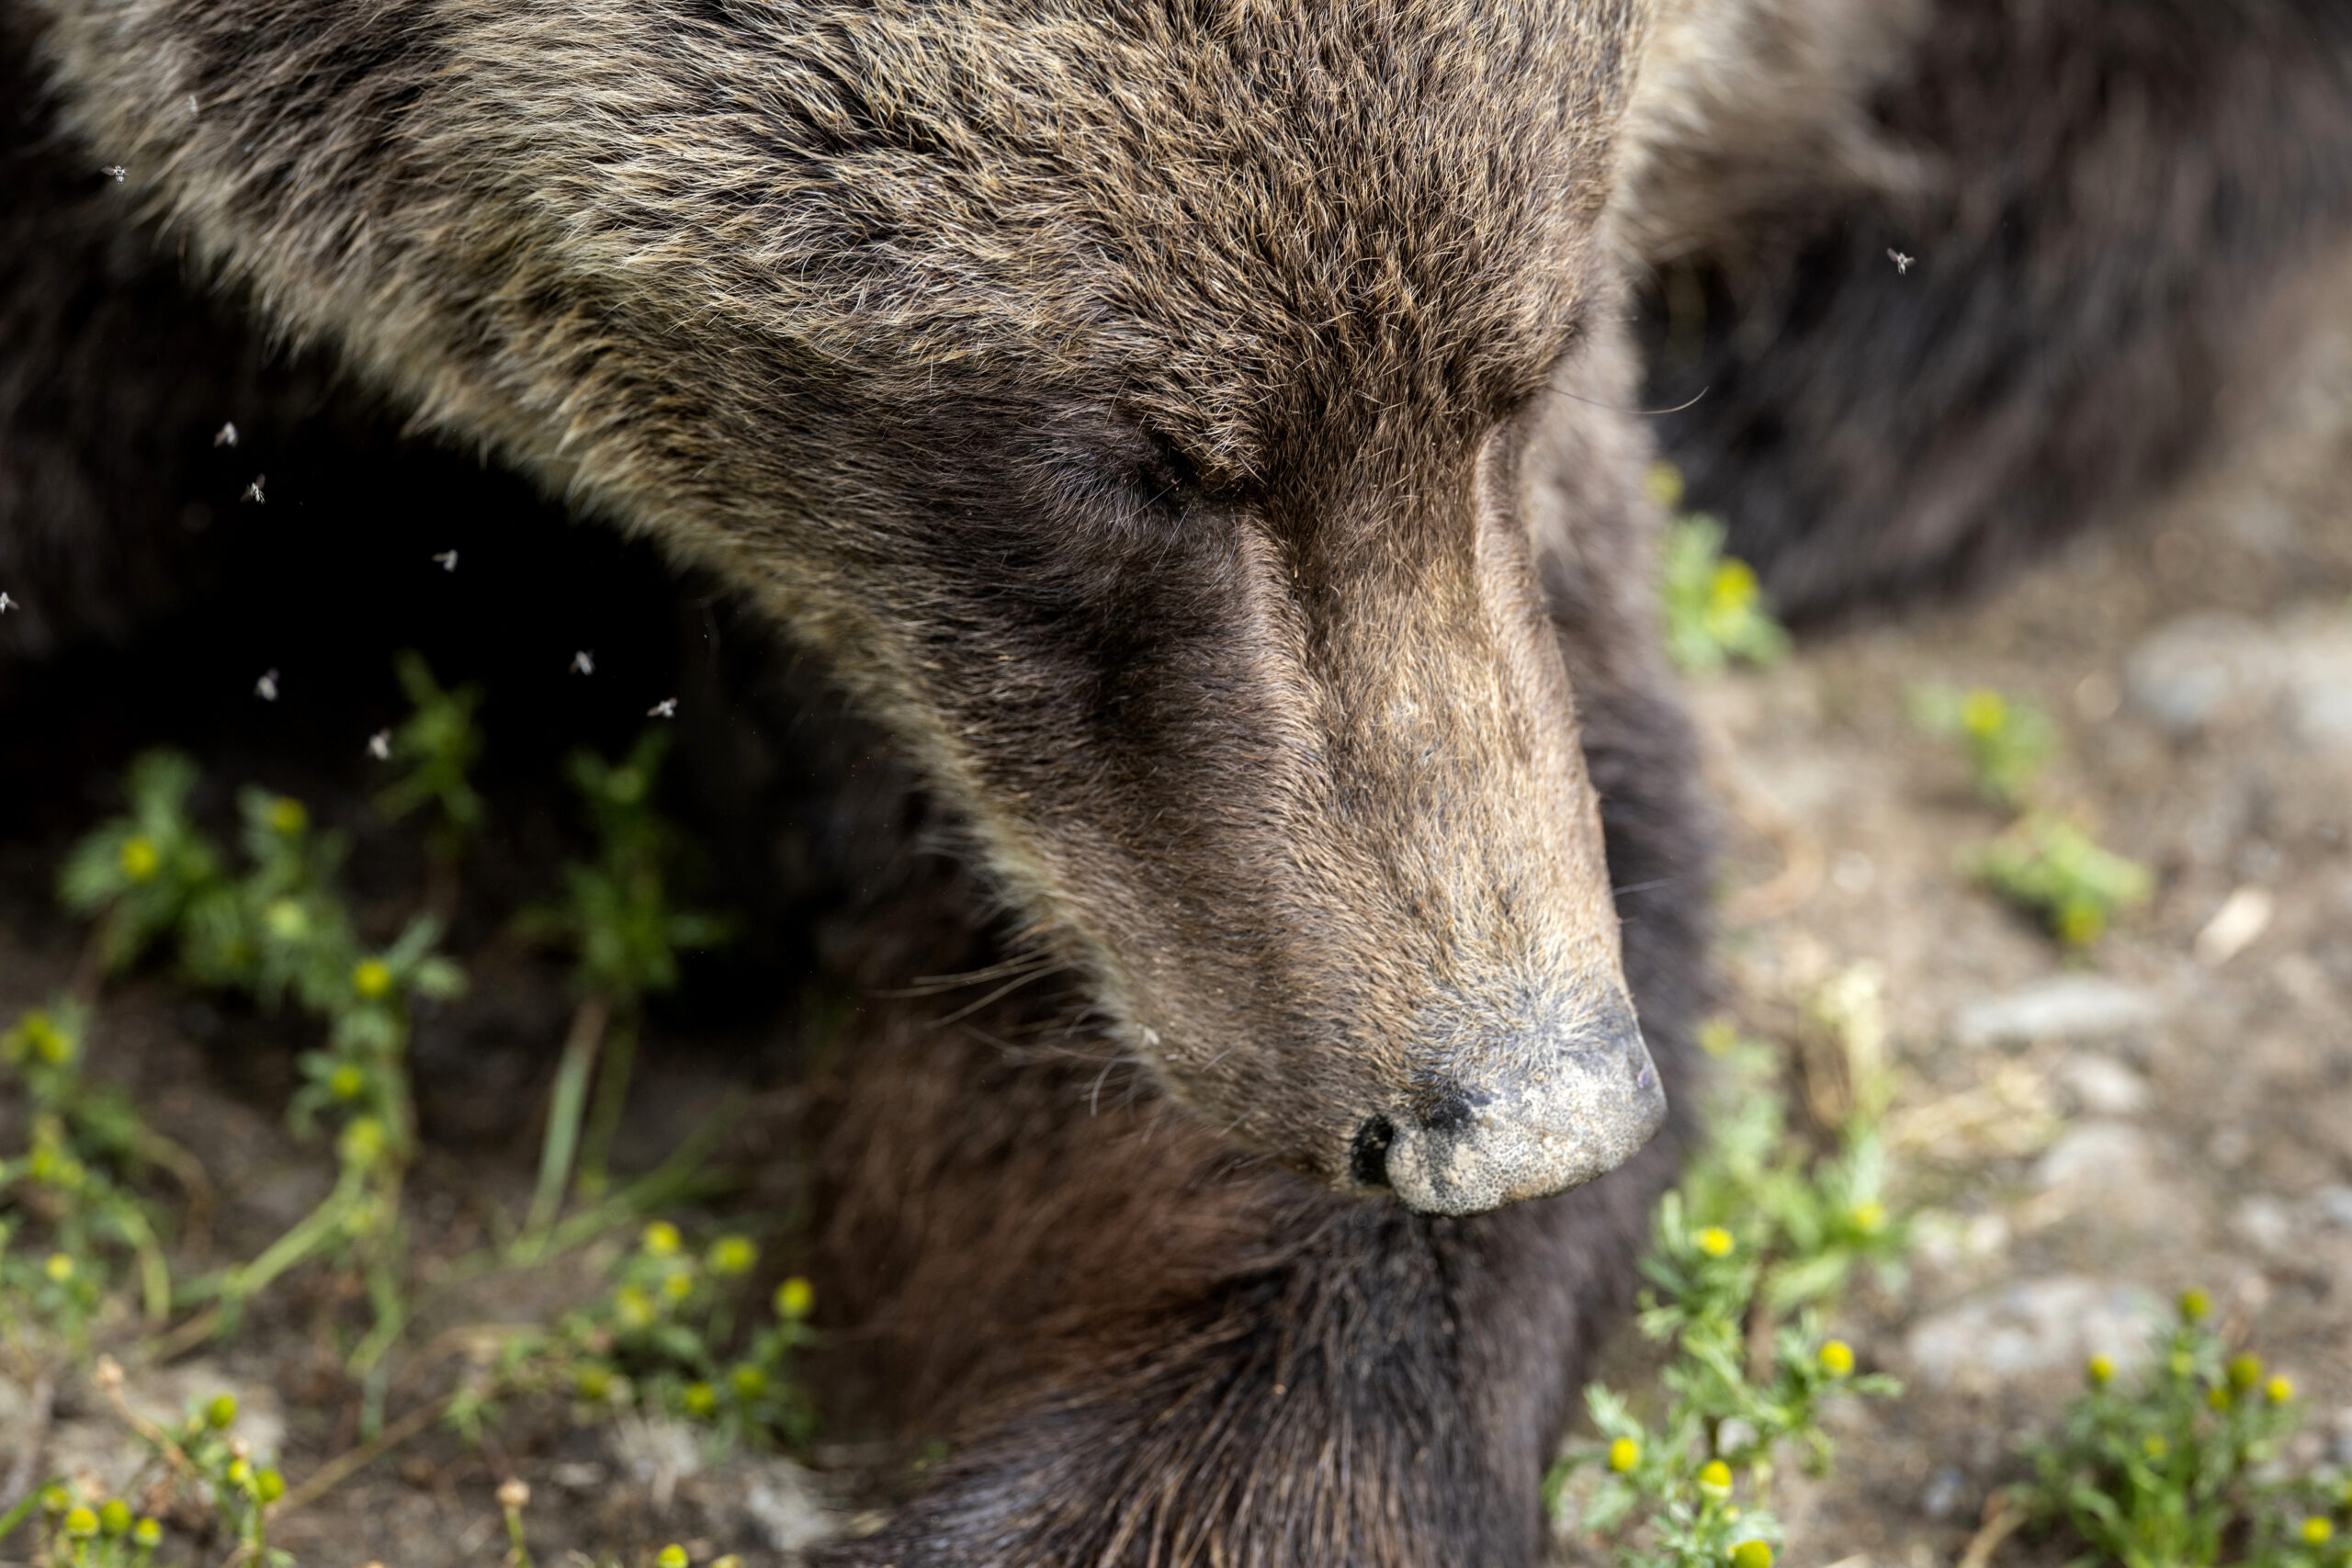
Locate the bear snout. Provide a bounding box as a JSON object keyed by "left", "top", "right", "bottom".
{"left": 1363, "top": 1005, "right": 1668, "bottom": 1215}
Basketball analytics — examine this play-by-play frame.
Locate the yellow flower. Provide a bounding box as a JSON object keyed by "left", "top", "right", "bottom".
{"left": 2086, "top": 1355, "right": 2114, "bottom": 1388}
{"left": 707, "top": 1235, "right": 758, "bottom": 1277}
{"left": 2206, "top": 1385, "right": 2232, "bottom": 1411}
{"left": 775, "top": 1276, "right": 816, "bottom": 1321}
{"left": 329, "top": 1064, "right": 367, "bottom": 1100}
{"left": 255, "top": 1469, "right": 285, "bottom": 1504}
{"left": 613, "top": 1287, "right": 654, "bottom": 1330}
{"left": 1698, "top": 1460, "right": 1733, "bottom": 1497}
{"left": 119, "top": 835, "right": 161, "bottom": 882}
{"left": 661, "top": 1270, "right": 695, "bottom": 1303}
{"left": 206, "top": 1393, "right": 239, "bottom": 1427}
{"left": 64, "top": 1506, "right": 99, "bottom": 1539}
{"left": 266, "top": 796, "right": 308, "bottom": 836}
{"left": 1693, "top": 1226, "right": 1735, "bottom": 1258}
{"left": 1644, "top": 462, "right": 1686, "bottom": 512}
{"left": 2302, "top": 1517, "right": 2335, "bottom": 1546}
{"left": 1848, "top": 1201, "right": 1886, "bottom": 1235}
{"left": 658, "top": 1548, "right": 690, "bottom": 1568}
{"left": 1817, "top": 1340, "right": 1855, "bottom": 1377}
{"left": 43, "top": 1252, "right": 74, "bottom": 1283}
{"left": 2178, "top": 1289, "right": 2211, "bottom": 1324}
{"left": 2266, "top": 1375, "right": 2293, "bottom": 1404}
{"left": 575, "top": 1365, "right": 615, "bottom": 1402}
{"left": 2055, "top": 902, "right": 2106, "bottom": 946}
{"left": 641, "top": 1221, "right": 683, "bottom": 1258}
{"left": 1959, "top": 688, "right": 2007, "bottom": 738}
{"left": 132, "top": 1518, "right": 163, "bottom": 1549}
{"left": 98, "top": 1500, "right": 131, "bottom": 1536}
{"left": 10, "top": 1010, "right": 74, "bottom": 1066}
{"left": 1708, "top": 560, "right": 1759, "bottom": 617}
{"left": 1729, "top": 1540, "right": 1772, "bottom": 1568}
{"left": 2143, "top": 1435, "right": 2169, "bottom": 1461}
{"left": 2225, "top": 1354, "right": 2262, "bottom": 1391}
{"left": 681, "top": 1382, "right": 717, "bottom": 1417}
{"left": 338, "top": 1116, "right": 387, "bottom": 1168}
{"left": 1607, "top": 1437, "right": 1640, "bottom": 1473}
{"left": 729, "top": 1365, "right": 767, "bottom": 1401}
{"left": 352, "top": 958, "right": 393, "bottom": 998}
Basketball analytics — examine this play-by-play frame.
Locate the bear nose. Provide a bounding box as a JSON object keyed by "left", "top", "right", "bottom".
{"left": 1355, "top": 1003, "right": 1666, "bottom": 1215}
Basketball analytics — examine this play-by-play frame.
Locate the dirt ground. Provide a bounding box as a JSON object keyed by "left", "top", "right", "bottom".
{"left": 6, "top": 304, "right": 2352, "bottom": 1566}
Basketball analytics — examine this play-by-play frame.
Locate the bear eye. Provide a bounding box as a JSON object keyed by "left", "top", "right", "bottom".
{"left": 1130, "top": 434, "right": 1202, "bottom": 513}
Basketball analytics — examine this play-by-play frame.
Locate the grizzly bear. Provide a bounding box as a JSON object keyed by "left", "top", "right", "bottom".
{"left": 3, "top": 0, "right": 2347, "bottom": 1563}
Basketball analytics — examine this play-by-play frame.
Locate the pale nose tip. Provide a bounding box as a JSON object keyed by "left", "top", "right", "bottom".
{"left": 1368, "top": 1008, "right": 1667, "bottom": 1215}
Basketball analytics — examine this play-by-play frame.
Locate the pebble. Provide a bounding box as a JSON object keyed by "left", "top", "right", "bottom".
{"left": 2229, "top": 1193, "right": 2297, "bottom": 1255}
{"left": 1904, "top": 1276, "right": 2167, "bottom": 1392}
{"left": 2031, "top": 1122, "right": 2184, "bottom": 1232}
{"left": 2055, "top": 1053, "right": 2153, "bottom": 1117}
{"left": 1919, "top": 1465, "right": 1970, "bottom": 1521}
{"left": 2126, "top": 613, "right": 2278, "bottom": 735}
{"left": 2124, "top": 609, "right": 2352, "bottom": 747}
{"left": 2314, "top": 1185, "right": 2352, "bottom": 1230}
{"left": 1951, "top": 976, "right": 2162, "bottom": 1051}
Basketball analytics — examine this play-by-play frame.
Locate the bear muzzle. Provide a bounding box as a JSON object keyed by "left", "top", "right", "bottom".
{"left": 1351, "top": 1004, "right": 1667, "bottom": 1215}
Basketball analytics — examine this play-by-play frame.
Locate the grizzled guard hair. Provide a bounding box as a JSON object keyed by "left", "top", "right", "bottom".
{"left": 4, "top": 0, "right": 2349, "bottom": 1562}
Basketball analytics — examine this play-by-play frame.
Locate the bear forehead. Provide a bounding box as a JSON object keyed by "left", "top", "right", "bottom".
{"left": 463, "top": 0, "right": 1642, "bottom": 479}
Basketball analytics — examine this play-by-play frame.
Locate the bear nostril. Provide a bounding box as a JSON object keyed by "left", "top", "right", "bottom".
{"left": 1350, "top": 1115, "right": 1396, "bottom": 1188}
{"left": 1421, "top": 1093, "right": 1476, "bottom": 1134}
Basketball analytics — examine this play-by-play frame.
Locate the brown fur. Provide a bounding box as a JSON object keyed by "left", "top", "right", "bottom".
{"left": 25, "top": 0, "right": 1669, "bottom": 1200}
{"left": 1637, "top": 0, "right": 2352, "bottom": 620}
{"left": 2, "top": 0, "right": 2343, "bottom": 1561}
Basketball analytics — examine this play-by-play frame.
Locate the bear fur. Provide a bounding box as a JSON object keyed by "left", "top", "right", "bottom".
{"left": 3, "top": 0, "right": 2348, "bottom": 1562}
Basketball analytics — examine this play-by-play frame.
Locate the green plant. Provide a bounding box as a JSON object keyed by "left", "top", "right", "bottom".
{"left": 57, "top": 750, "right": 464, "bottom": 1387}
{"left": 0, "top": 1483, "right": 164, "bottom": 1568}
{"left": 516, "top": 731, "right": 729, "bottom": 1247}
{"left": 1, "top": 1370, "right": 287, "bottom": 1568}
{"left": 1909, "top": 684, "right": 2056, "bottom": 809}
{"left": 452, "top": 1221, "right": 817, "bottom": 1451}
{"left": 1550, "top": 1018, "right": 1905, "bottom": 1567}
{"left": 1655, "top": 466, "right": 1789, "bottom": 676}
{"left": 2013, "top": 1291, "right": 2342, "bottom": 1568}
{"left": 0, "top": 1002, "right": 175, "bottom": 1348}
{"left": 57, "top": 750, "right": 225, "bottom": 981}
{"left": 377, "top": 650, "right": 486, "bottom": 908}
{"left": 1970, "top": 814, "right": 2154, "bottom": 947}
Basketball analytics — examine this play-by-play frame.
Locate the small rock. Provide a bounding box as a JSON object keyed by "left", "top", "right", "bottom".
{"left": 2194, "top": 886, "right": 2274, "bottom": 967}
{"left": 2124, "top": 609, "right": 2352, "bottom": 747}
{"left": 2032, "top": 1122, "right": 2184, "bottom": 1232}
{"left": 1912, "top": 1209, "right": 2011, "bottom": 1273}
{"left": 1904, "top": 1276, "right": 2167, "bottom": 1392}
{"left": 2313, "top": 1186, "right": 2352, "bottom": 1230}
{"left": 549, "top": 1461, "right": 608, "bottom": 1492}
{"left": 1951, "top": 976, "right": 2162, "bottom": 1051}
{"left": 2056, "top": 1053, "right": 2153, "bottom": 1117}
{"left": 2230, "top": 1193, "right": 2296, "bottom": 1255}
{"left": 2035, "top": 1121, "right": 2155, "bottom": 1188}
{"left": 1920, "top": 1465, "right": 1969, "bottom": 1521}
{"left": 2126, "top": 613, "right": 2278, "bottom": 735}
